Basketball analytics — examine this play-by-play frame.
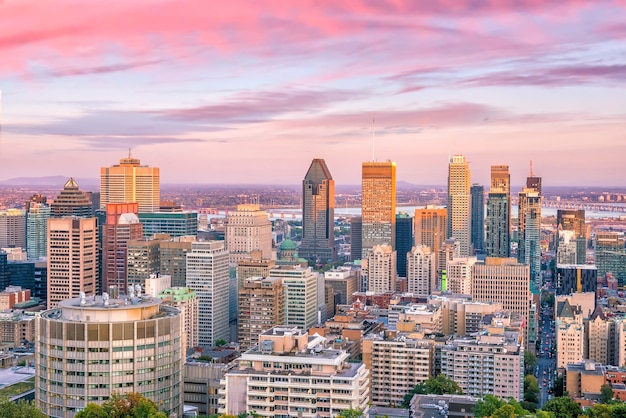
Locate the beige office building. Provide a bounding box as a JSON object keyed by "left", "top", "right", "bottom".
{"left": 238, "top": 276, "right": 284, "bottom": 351}
{"left": 446, "top": 257, "right": 477, "bottom": 295}
{"left": 324, "top": 267, "right": 359, "bottom": 305}
{"left": 364, "top": 244, "right": 397, "bottom": 293}
{"left": 447, "top": 155, "right": 471, "bottom": 256}
{"left": 0, "top": 209, "right": 26, "bottom": 249}
{"left": 361, "top": 161, "right": 396, "bottom": 258}
{"left": 414, "top": 206, "right": 447, "bottom": 256}
{"left": 269, "top": 266, "right": 318, "bottom": 330}
{"left": 157, "top": 286, "right": 199, "bottom": 352}
{"left": 556, "top": 299, "right": 584, "bottom": 369}
{"left": 225, "top": 204, "right": 273, "bottom": 264}
{"left": 236, "top": 251, "right": 276, "bottom": 288}
{"left": 36, "top": 296, "right": 184, "bottom": 418}
{"left": 406, "top": 245, "right": 435, "bottom": 297}
{"left": 100, "top": 156, "right": 160, "bottom": 213}
{"left": 218, "top": 326, "right": 370, "bottom": 417}
{"left": 429, "top": 296, "right": 503, "bottom": 336}
{"left": 47, "top": 217, "right": 97, "bottom": 308}
{"left": 363, "top": 333, "right": 434, "bottom": 407}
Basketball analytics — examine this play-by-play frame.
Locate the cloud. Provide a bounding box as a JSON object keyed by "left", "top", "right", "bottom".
{"left": 76, "top": 136, "right": 205, "bottom": 150}
{"left": 48, "top": 59, "right": 166, "bottom": 77}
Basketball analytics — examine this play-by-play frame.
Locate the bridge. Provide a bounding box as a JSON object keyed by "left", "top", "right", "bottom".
{"left": 542, "top": 201, "right": 626, "bottom": 213}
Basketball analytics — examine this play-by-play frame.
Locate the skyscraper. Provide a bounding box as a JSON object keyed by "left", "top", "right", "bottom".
{"left": 0, "top": 209, "right": 26, "bottom": 249}
{"left": 350, "top": 216, "right": 362, "bottom": 262}
{"left": 269, "top": 265, "right": 319, "bottom": 330}
{"left": 126, "top": 237, "right": 161, "bottom": 286}
{"left": 50, "top": 178, "right": 94, "bottom": 218}
{"left": 237, "top": 276, "right": 284, "bottom": 351}
{"left": 447, "top": 155, "right": 471, "bottom": 256}
{"left": 47, "top": 217, "right": 97, "bottom": 308}
{"left": 186, "top": 240, "right": 230, "bottom": 347}
{"left": 365, "top": 244, "right": 397, "bottom": 293}
{"left": 225, "top": 203, "right": 273, "bottom": 264}
{"left": 26, "top": 197, "right": 50, "bottom": 260}
{"left": 406, "top": 245, "right": 435, "bottom": 297}
{"left": 361, "top": 161, "right": 396, "bottom": 258}
{"left": 485, "top": 165, "right": 510, "bottom": 257}
{"left": 395, "top": 213, "right": 414, "bottom": 278}
{"left": 102, "top": 203, "right": 143, "bottom": 290}
{"left": 595, "top": 232, "right": 626, "bottom": 287}
{"left": 556, "top": 210, "right": 587, "bottom": 265}
{"left": 470, "top": 184, "right": 484, "bottom": 254}
{"left": 100, "top": 155, "right": 160, "bottom": 213}
{"left": 518, "top": 178, "right": 542, "bottom": 292}
{"left": 300, "top": 158, "right": 337, "bottom": 263}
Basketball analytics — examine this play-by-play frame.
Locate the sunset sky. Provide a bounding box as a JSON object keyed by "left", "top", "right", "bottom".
{"left": 1, "top": 0, "right": 625, "bottom": 186}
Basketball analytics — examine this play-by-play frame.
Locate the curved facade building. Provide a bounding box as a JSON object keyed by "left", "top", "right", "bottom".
{"left": 36, "top": 295, "right": 184, "bottom": 418}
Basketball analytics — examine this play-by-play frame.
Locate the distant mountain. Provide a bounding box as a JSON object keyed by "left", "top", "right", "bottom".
{"left": 0, "top": 176, "right": 99, "bottom": 187}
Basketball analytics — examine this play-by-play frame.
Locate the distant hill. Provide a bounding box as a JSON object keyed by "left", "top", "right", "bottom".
{"left": 0, "top": 176, "right": 99, "bottom": 187}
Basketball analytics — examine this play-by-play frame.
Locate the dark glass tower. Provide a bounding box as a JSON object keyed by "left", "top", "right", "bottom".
{"left": 485, "top": 165, "right": 510, "bottom": 257}
{"left": 556, "top": 209, "right": 587, "bottom": 265}
{"left": 299, "top": 159, "right": 337, "bottom": 264}
{"left": 395, "top": 213, "right": 414, "bottom": 278}
{"left": 350, "top": 216, "right": 362, "bottom": 262}
{"left": 470, "top": 184, "right": 484, "bottom": 254}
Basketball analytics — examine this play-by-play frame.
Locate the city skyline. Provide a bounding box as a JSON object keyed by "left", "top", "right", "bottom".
{"left": 1, "top": 1, "right": 626, "bottom": 186}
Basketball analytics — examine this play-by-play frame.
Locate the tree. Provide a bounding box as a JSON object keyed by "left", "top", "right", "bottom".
{"left": 402, "top": 375, "right": 463, "bottom": 407}
{"left": 600, "top": 384, "right": 613, "bottom": 404}
{"left": 551, "top": 376, "right": 565, "bottom": 398}
{"left": 525, "top": 375, "right": 540, "bottom": 404}
{"left": 336, "top": 408, "right": 365, "bottom": 418}
{"left": 541, "top": 396, "right": 582, "bottom": 418}
{"left": 0, "top": 400, "right": 47, "bottom": 418}
{"left": 525, "top": 352, "right": 538, "bottom": 376}
{"left": 492, "top": 404, "right": 516, "bottom": 418}
{"left": 215, "top": 339, "right": 228, "bottom": 347}
{"left": 473, "top": 395, "right": 530, "bottom": 418}
{"left": 75, "top": 392, "right": 168, "bottom": 418}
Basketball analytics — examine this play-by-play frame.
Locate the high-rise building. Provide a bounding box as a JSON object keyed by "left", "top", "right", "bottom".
{"left": 236, "top": 251, "right": 276, "bottom": 288}
{"left": 186, "top": 241, "right": 230, "bottom": 347}
{"left": 361, "top": 161, "right": 396, "bottom": 258}
{"left": 219, "top": 326, "right": 370, "bottom": 417}
{"left": 406, "top": 245, "right": 435, "bottom": 297}
{"left": 160, "top": 236, "right": 196, "bottom": 287}
{"left": 324, "top": 267, "right": 359, "bottom": 305}
{"left": 350, "top": 216, "right": 362, "bottom": 261}
{"left": 556, "top": 298, "right": 584, "bottom": 368}
{"left": 395, "top": 213, "right": 413, "bottom": 278}
{"left": 138, "top": 211, "right": 198, "bottom": 238}
{"left": 300, "top": 158, "right": 337, "bottom": 263}
{"left": 102, "top": 203, "right": 143, "bottom": 290}
{"left": 50, "top": 178, "right": 93, "bottom": 218}
{"left": 365, "top": 244, "right": 397, "bottom": 293}
{"left": 518, "top": 185, "right": 542, "bottom": 292}
{"left": 485, "top": 165, "right": 510, "bottom": 258}
{"left": 447, "top": 155, "right": 471, "bottom": 256}
{"left": 447, "top": 257, "right": 478, "bottom": 295}
{"left": 269, "top": 265, "right": 318, "bottom": 330}
{"left": 237, "top": 276, "right": 284, "bottom": 351}
{"left": 36, "top": 295, "right": 184, "bottom": 418}
{"left": 0, "top": 209, "right": 26, "bottom": 249}
{"left": 126, "top": 237, "right": 161, "bottom": 286}
{"left": 556, "top": 210, "right": 587, "bottom": 265}
{"left": 414, "top": 206, "right": 447, "bottom": 254}
{"left": 438, "top": 238, "right": 461, "bottom": 291}
{"left": 470, "top": 184, "right": 484, "bottom": 254}
{"left": 26, "top": 199, "right": 50, "bottom": 260}
{"left": 100, "top": 156, "right": 160, "bottom": 213}
{"left": 157, "top": 286, "right": 199, "bottom": 352}
{"left": 555, "top": 264, "right": 598, "bottom": 296}
{"left": 595, "top": 231, "right": 626, "bottom": 287}
{"left": 0, "top": 252, "right": 8, "bottom": 290}
{"left": 225, "top": 204, "right": 272, "bottom": 264}
{"left": 47, "top": 217, "right": 97, "bottom": 308}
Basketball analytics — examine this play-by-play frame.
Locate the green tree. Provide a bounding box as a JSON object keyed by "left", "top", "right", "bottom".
{"left": 525, "top": 375, "right": 540, "bottom": 404}
{"left": 551, "top": 376, "right": 565, "bottom": 398}
{"left": 0, "top": 400, "right": 47, "bottom": 418}
{"left": 525, "top": 352, "right": 538, "bottom": 376}
{"left": 600, "top": 384, "right": 613, "bottom": 404}
{"left": 541, "top": 396, "right": 582, "bottom": 418}
{"left": 215, "top": 339, "right": 228, "bottom": 347}
{"left": 492, "top": 404, "right": 516, "bottom": 418}
{"left": 473, "top": 395, "right": 529, "bottom": 418}
{"left": 584, "top": 401, "right": 626, "bottom": 418}
{"left": 402, "top": 375, "right": 463, "bottom": 407}
{"left": 336, "top": 408, "right": 365, "bottom": 418}
{"left": 75, "top": 392, "right": 168, "bottom": 418}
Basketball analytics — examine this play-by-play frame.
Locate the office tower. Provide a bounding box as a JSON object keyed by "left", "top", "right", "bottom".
{"left": 160, "top": 236, "right": 195, "bottom": 287}
{"left": 350, "top": 216, "right": 362, "bottom": 261}
{"left": 447, "top": 257, "right": 478, "bottom": 295}
{"left": 363, "top": 334, "right": 434, "bottom": 407}
{"left": 126, "top": 237, "right": 161, "bottom": 286}
{"left": 36, "top": 295, "right": 184, "bottom": 418}
{"left": 441, "top": 330, "right": 523, "bottom": 401}
{"left": 219, "top": 326, "right": 370, "bottom": 417}
{"left": 50, "top": 178, "right": 93, "bottom": 218}
{"left": 138, "top": 211, "right": 198, "bottom": 238}
{"left": 269, "top": 265, "right": 318, "bottom": 330}
{"left": 447, "top": 155, "right": 471, "bottom": 256}
{"left": 236, "top": 251, "right": 276, "bottom": 287}
{"left": 186, "top": 241, "right": 230, "bottom": 347}
{"left": 406, "top": 245, "right": 435, "bottom": 297}
{"left": 324, "top": 266, "right": 358, "bottom": 304}
{"left": 300, "top": 158, "right": 337, "bottom": 263}
{"left": 556, "top": 298, "right": 584, "bottom": 368}
{"left": 47, "top": 217, "right": 97, "bottom": 308}
{"left": 556, "top": 210, "right": 587, "bottom": 265}
{"left": 485, "top": 165, "right": 510, "bottom": 257}
{"left": 100, "top": 155, "right": 160, "bottom": 213}
{"left": 237, "top": 276, "right": 284, "bottom": 351}
{"left": 26, "top": 195, "right": 50, "bottom": 260}
{"left": 595, "top": 232, "right": 626, "bottom": 287}
{"left": 225, "top": 204, "right": 272, "bottom": 264}
{"left": 518, "top": 186, "right": 542, "bottom": 291}
{"left": 157, "top": 286, "right": 199, "bottom": 352}
{"left": 555, "top": 264, "right": 598, "bottom": 295}
{"left": 102, "top": 203, "right": 143, "bottom": 290}
{"left": 395, "top": 213, "right": 413, "bottom": 278}
{"left": 0, "top": 209, "right": 26, "bottom": 249}
{"left": 365, "top": 244, "right": 397, "bottom": 293}
{"left": 361, "top": 161, "right": 396, "bottom": 258}
{"left": 470, "top": 184, "right": 484, "bottom": 254}
{"left": 0, "top": 252, "right": 8, "bottom": 290}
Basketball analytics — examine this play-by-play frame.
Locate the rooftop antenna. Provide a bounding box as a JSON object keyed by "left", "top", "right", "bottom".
{"left": 530, "top": 160, "right": 534, "bottom": 177}
{"left": 128, "top": 147, "right": 132, "bottom": 159}
{"left": 371, "top": 118, "right": 376, "bottom": 162}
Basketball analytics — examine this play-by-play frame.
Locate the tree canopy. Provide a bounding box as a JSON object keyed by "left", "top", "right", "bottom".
{"left": 0, "top": 400, "right": 47, "bottom": 418}
{"left": 541, "top": 396, "right": 582, "bottom": 418}
{"left": 525, "top": 352, "right": 538, "bottom": 376}
{"left": 402, "top": 374, "right": 463, "bottom": 407}
{"left": 335, "top": 408, "right": 365, "bottom": 418}
{"left": 74, "top": 392, "right": 168, "bottom": 418}
{"left": 473, "top": 394, "right": 529, "bottom": 418}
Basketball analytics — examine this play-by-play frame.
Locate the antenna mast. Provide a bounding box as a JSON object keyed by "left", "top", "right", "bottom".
{"left": 530, "top": 160, "right": 534, "bottom": 177}
{"left": 128, "top": 147, "right": 132, "bottom": 159}
{"left": 371, "top": 118, "right": 376, "bottom": 162}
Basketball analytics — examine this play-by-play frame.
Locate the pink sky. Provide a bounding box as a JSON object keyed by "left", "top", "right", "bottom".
{"left": 1, "top": 0, "right": 626, "bottom": 186}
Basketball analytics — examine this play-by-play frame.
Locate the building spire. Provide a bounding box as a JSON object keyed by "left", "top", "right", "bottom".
{"left": 128, "top": 147, "right": 132, "bottom": 159}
